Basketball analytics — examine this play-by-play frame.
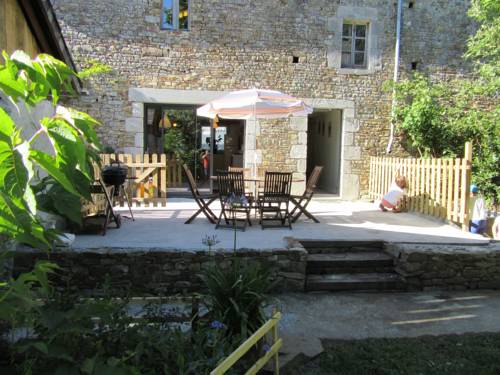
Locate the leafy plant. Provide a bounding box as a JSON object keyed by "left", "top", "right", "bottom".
{"left": 164, "top": 127, "right": 189, "bottom": 162}
{"left": 0, "top": 50, "right": 103, "bottom": 371}
{"left": 0, "top": 50, "right": 102, "bottom": 248}
{"left": 1, "top": 289, "right": 243, "bottom": 374}
{"left": 464, "top": 0, "right": 499, "bottom": 93}
{"left": 200, "top": 259, "right": 271, "bottom": 338}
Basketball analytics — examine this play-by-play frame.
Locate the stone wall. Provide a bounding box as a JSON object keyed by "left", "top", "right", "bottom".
{"left": 12, "top": 241, "right": 500, "bottom": 295}
{"left": 387, "top": 242, "right": 500, "bottom": 291}
{"left": 13, "top": 247, "right": 307, "bottom": 296}
{"left": 50, "top": 0, "right": 475, "bottom": 198}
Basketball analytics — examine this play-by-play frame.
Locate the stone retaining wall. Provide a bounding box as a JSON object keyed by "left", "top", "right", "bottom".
{"left": 387, "top": 242, "right": 500, "bottom": 291}
{"left": 12, "top": 241, "right": 500, "bottom": 295}
{"left": 12, "top": 247, "right": 307, "bottom": 296}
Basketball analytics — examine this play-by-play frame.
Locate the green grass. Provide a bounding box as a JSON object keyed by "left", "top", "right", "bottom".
{"left": 285, "top": 333, "right": 500, "bottom": 375}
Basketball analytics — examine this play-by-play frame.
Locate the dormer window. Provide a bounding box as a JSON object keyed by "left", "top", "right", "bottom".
{"left": 161, "top": 0, "right": 189, "bottom": 30}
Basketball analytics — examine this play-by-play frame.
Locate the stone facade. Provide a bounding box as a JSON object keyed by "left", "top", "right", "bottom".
{"left": 50, "top": 0, "right": 474, "bottom": 198}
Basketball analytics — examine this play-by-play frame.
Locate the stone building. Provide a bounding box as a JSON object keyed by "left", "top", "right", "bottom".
{"left": 50, "top": 0, "right": 475, "bottom": 199}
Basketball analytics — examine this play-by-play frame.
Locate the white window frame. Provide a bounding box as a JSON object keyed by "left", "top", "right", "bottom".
{"left": 161, "top": 0, "right": 190, "bottom": 30}
{"left": 341, "top": 21, "right": 369, "bottom": 69}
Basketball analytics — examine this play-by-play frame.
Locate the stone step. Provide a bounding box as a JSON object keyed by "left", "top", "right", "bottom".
{"left": 301, "top": 240, "right": 384, "bottom": 254}
{"left": 307, "top": 252, "right": 394, "bottom": 274}
{"left": 306, "top": 273, "right": 406, "bottom": 292}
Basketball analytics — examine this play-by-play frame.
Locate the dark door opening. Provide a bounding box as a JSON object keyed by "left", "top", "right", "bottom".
{"left": 200, "top": 119, "right": 245, "bottom": 172}
{"left": 144, "top": 104, "right": 244, "bottom": 193}
{"left": 307, "top": 109, "right": 342, "bottom": 195}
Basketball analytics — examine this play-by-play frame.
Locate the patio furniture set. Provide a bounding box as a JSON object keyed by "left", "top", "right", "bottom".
{"left": 183, "top": 164, "right": 323, "bottom": 230}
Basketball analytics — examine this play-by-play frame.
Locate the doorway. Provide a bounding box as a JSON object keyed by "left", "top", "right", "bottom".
{"left": 144, "top": 104, "right": 245, "bottom": 193}
{"left": 307, "top": 110, "right": 342, "bottom": 195}
{"left": 200, "top": 119, "right": 245, "bottom": 172}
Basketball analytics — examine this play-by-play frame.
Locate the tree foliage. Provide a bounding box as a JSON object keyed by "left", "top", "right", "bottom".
{"left": 465, "top": 0, "right": 500, "bottom": 92}
{"left": 389, "top": 0, "right": 500, "bottom": 204}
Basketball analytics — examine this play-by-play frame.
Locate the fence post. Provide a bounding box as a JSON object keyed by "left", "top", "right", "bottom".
{"left": 461, "top": 142, "right": 473, "bottom": 231}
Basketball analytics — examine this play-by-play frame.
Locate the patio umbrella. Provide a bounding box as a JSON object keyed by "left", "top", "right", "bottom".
{"left": 197, "top": 89, "right": 312, "bottom": 177}
{"left": 197, "top": 89, "right": 312, "bottom": 120}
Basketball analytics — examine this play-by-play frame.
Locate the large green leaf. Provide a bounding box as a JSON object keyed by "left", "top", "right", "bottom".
{"left": 0, "top": 191, "right": 48, "bottom": 249}
{"left": 56, "top": 106, "right": 101, "bottom": 148}
{"left": 41, "top": 117, "right": 89, "bottom": 178}
{"left": 36, "top": 179, "right": 82, "bottom": 225}
{"left": 0, "top": 52, "right": 26, "bottom": 103}
{"left": 29, "top": 150, "right": 80, "bottom": 196}
{"left": 37, "top": 54, "right": 76, "bottom": 103}
{"left": 0, "top": 109, "right": 37, "bottom": 216}
{"left": 11, "top": 50, "right": 52, "bottom": 104}
{"left": 0, "top": 105, "right": 21, "bottom": 145}
{"left": 0, "top": 133, "right": 29, "bottom": 198}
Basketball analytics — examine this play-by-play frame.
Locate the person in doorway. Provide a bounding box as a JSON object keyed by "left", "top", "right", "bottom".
{"left": 469, "top": 184, "right": 487, "bottom": 235}
{"left": 201, "top": 150, "right": 209, "bottom": 180}
{"left": 379, "top": 175, "right": 407, "bottom": 213}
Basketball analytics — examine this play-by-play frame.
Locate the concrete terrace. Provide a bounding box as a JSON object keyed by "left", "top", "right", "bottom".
{"left": 73, "top": 198, "right": 489, "bottom": 251}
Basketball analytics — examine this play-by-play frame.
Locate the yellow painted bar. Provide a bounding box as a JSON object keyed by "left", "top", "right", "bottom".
{"left": 245, "top": 339, "right": 283, "bottom": 375}
{"left": 211, "top": 312, "right": 282, "bottom": 375}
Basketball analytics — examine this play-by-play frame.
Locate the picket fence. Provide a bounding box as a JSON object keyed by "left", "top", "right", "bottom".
{"left": 98, "top": 154, "right": 183, "bottom": 207}
{"left": 368, "top": 143, "right": 472, "bottom": 230}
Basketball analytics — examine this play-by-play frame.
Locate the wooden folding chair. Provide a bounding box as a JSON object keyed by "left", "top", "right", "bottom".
{"left": 228, "top": 166, "right": 256, "bottom": 203}
{"left": 289, "top": 166, "right": 323, "bottom": 223}
{"left": 182, "top": 164, "right": 218, "bottom": 224}
{"left": 215, "top": 170, "right": 252, "bottom": 231}
{"left": 258, "top": 171, "right": 293, "bottom": 229}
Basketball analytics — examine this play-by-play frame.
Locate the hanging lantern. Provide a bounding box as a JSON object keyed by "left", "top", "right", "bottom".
{"left": 213, "top": 114, "right": 219, "bottom": 129}
{"left": 161, "top": 114, "right": 172, "bottom": 128}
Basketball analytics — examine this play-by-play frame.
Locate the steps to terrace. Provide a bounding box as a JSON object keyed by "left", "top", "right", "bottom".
{"left": 302, "top": 241, "right": 406, "bottom": 292}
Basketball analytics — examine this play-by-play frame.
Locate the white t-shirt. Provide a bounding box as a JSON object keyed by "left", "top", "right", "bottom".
{"left": 383, "top": 183, "right": 405, "bottom": 206}
{"left": 470, "top": 195, "right": 487, "bottom": 220}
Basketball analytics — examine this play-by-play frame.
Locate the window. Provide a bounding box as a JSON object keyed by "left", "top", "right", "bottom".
{"left": 161, "top": 0, "right": 189, "bottom": 30}
{"left": 341, "top": 22, "right": 368, "bottom": 69}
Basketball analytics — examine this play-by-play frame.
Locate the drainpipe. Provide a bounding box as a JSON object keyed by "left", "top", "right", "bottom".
{"left": 386, "top": 0, "right": 403, "bottom": 154}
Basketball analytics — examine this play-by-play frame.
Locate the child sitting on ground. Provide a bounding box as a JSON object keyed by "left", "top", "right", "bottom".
{"left": 379, "top": 175, "right": 407, "bottom": 213}
{"left": 469, "top": 184, "right": 487, "bottom": 235}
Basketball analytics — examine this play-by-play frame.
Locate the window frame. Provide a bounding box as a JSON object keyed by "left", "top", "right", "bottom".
{"left": 161, "top": 0, "right": 190, "bottom": 31}
{"left": 341, "top": 21, "right": 369, "bottom": 69}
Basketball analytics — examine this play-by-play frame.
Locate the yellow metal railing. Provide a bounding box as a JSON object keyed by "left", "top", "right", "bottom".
{"left": 210, "top": 311, "right": 282, "bottom": 375}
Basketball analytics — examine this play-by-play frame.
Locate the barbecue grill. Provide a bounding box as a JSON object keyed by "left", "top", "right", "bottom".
{"left": 101, "top": 160, "right": 128, "bottom": 196}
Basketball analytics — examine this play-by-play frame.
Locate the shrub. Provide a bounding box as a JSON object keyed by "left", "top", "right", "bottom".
{"left": 1, "top": 289, "right": 241, "bottom": 374}
{"left": 389, "top": 74, "right": 499, "bottom": 205}
{"left": 200, "top": 259, "right": 271, "bottom": 338}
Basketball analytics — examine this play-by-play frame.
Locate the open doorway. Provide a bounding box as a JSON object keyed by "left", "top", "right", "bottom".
{"left": 200, "top": 119, "right": 245, "bottom": 172}
{"left": 144, "top": 104, "right": 245, "bottom": 193}
{"left": 307, "top": 109, "right": 342, "bottom": 195}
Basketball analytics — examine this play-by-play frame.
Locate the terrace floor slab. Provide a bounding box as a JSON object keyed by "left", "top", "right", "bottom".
{"left": 73, "top": 198, "right": 489, "bottom": 252}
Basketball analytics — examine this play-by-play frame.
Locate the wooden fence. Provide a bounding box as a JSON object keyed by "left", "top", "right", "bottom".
{"left": 368, "top": 143, "right": 472, "bottom": 230}
{"left": 211, "top": 311, "right": 282, "bottom": 375}
{"left": 98, "top": 154, "right": 183, "bottom": 207}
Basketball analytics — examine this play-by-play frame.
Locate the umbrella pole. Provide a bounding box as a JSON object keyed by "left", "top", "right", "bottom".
{"left": 210, "top": 120, "right": 214, "bottom": 192}
{"left": 252, "top": 104, "right": 257, "bottom": 178}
